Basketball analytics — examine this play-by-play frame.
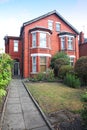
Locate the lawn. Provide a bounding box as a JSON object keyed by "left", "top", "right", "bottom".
{"left": 25, "top": 82, "right": 85, "bottom": 114}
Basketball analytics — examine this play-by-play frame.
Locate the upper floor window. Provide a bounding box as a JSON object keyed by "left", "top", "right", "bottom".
{"left": 68, "top": 37, "right": 73, "bottom": 50}
{"left": 32, "top": 33, "right": 36, "bottom": 48}
{"left": 32, "top": 56, "right": 36, "bottom": 72}
{"left": 40, "top": 57, "right": 46, "bottom": 72}
{"left": 48, "top": 20, "right": 53, "bottom": 30}
{"left": 40, "top": 32, "right": 46, "bottom": 48}
{"left": 56, "top": 22, "right": 61, "bottom": 32}
{"left": 14, "top": 40, "right": 18, "bottom": 52}
{"left": 61, "top": 37, "right": 65, "bottom": 50}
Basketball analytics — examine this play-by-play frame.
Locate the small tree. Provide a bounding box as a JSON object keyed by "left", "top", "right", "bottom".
{"left": 50, "top": 51, "right": 69, "bottom": 69}
{"left": 74, "top": 56, "right": 87, "bottom": 86}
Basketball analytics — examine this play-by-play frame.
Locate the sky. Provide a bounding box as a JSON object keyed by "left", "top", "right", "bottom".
{"left": 0, "top": 0, "right": 87, "bottom": 52}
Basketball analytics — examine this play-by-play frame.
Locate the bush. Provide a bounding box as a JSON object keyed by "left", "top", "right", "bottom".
{"left": 46, "top": 69, "right": 55, "bottom": 81}
{"left": 75, "top": 56, "right": 87, "bottom": 86}
{"left": 50, "top": 51, "right": 69, "bottom": 69}
{"left": 29, "top": 69, "right": 55, "bottom": 82}
{"left": 64, "top": 73, "right": 80, "bottom": 88}
{"left": 0, "top": 53, "right": 13, "bottom": 98}
{"left": 54, "top": 58, "right": 69, "bottom": 77}
{"left": 81, "top": 92, "right": 87, "bottom": 129}
{"left": 58, "top": 65, "right": 74, "bottom": 79}
{"left": 81, "top": 92, "right": 87, "bottom": 102}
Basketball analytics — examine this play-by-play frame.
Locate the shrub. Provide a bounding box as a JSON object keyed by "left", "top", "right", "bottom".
{"left": 35, "top": 72, "right": 46, "bottom": 81}
{"left": 75, "top": 56, "right": 87, "bottom": 86}
{"left": 64, "top": 73, "right": 80, "bottom": 88}
{"left": 50, "top": 51, "right": 69, "bottom": 69}
{"left": 0, "top": 53, "right": 13, "bottom": 98}
{"left": 46, "top": 69, "right": 55, "bottom": 81}
{"left": 54, "top": 58, "right": 69, "bottom": 77}
{"left": 81, "top": 92, "right": 87, "bottom": 102}
{"left": 81, "top": 92, "right": 87, "bottom": 129}
{"left": 58, "top": 65, "right": 74, "bottom": 79}
{"left": 0, "top": 89, "right": 6, "bottom": 99}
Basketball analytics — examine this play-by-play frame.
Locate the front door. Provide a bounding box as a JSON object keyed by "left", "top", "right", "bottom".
{"left": 14, "top": 62, "right": 19, "bottom": 75}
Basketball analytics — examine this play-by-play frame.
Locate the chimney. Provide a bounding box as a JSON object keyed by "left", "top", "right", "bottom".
{"left": 79, "top": 31, "right": 84, "bottom": 44}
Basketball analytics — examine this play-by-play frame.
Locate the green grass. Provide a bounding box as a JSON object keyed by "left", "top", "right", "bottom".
{"left": 25, "top": 82, "right": 86, "bottom": 114}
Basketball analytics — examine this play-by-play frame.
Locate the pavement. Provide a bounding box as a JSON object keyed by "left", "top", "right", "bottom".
{"left": 1, "top": 79, "right": 51, "bottom": 130}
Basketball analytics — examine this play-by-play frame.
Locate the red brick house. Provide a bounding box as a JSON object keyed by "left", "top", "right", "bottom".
{"left": 79, "top": 32, "right": 87, "bottom": 57}
{"left": 4, "top": 10, "right": 79, "bottom": 78}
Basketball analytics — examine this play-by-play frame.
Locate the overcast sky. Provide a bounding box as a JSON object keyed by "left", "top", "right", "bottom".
{"left": 0, "top": 0, "right": 87, "bottom": 51}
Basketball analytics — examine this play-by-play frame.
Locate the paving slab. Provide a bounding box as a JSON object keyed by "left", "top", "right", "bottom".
{"left": 1, "top": 79, "right": 51, "bottom": 130}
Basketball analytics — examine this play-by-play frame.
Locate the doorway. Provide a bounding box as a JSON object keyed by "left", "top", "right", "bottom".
{"left": 13, "top": 60, "right": 20, "bottom": 76}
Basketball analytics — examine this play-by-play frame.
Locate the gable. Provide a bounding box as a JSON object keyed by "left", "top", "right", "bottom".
{"left": 22, "top": 10, "right": 79, "bottom": 35}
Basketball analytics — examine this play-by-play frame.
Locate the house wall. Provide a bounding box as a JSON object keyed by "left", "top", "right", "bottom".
{"left": 5, "top": 38, "right": 22, "bottom": 76}
{"left": 79, "top": 43, "right": 87, "bottom": 57}
{"left": 22, "top": 14, "right": 79, "bottom": 78}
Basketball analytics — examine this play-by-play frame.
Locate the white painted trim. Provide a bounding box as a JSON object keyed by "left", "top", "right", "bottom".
{"left": 56, "top": 22, "right": 61, "bottom": 24}
{"left": 31, "top": 30, "right": 51, "bottom": 35}
{"left": 69, "top": 55, "right": 76, "bottom": 58}
{"left": 48, "top": 20, "right": 53, "bottom": 23}
{"left": 59, "top": 35, "right": 74, "bottom": 38}
{"left": 31, "top": 53, "right": 51, "bottom": 57}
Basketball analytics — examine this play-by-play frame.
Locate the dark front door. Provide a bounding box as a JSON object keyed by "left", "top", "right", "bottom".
{"left": 14, "top": 62, "right": 18, "bottom": 75}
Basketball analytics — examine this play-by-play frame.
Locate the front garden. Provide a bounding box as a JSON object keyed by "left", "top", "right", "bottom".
{"left": 25, "top": 52, "right": 87, "bottom": 129}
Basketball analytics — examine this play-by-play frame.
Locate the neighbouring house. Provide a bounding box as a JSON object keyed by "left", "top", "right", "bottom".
{"left": 4, "top": 10, "right": 79, "bottom": 78}
{"left": 79, "top": 31, "right": 87, "bottom": 57}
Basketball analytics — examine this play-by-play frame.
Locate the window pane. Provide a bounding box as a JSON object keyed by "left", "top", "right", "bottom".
{"left": 14, "top": 40, "right": 18, "bottom": 52}
{"left": 68, "top": 37, "right": 73, "bottom": 50}
{"left": 56, "top": 23, "right": 61, "bottom": 32}
{"left": 40, "top": 57, "right": 46, "bottom": 64}
{"left": 70, "top": 57, "right": 74, "bottom": 66}
{"left": 48, "top": 20, "right": 53, "bottom": 30}
{"left": 40, "top": 33, "right": 46, "bottom": 48}
{"left": 40, "top": 57, "right": 46, "bottom": 72}
{"left": 40, "top": 65, "right": 46, "bottom": 72}
{"left": 32, "top": 33, "right": 36, "bottom": 47}
{"left": 32, "top": 57, "right": 36, "bottom": 72}
{"left": 61, "top": 37, "right": 65, "bottom": 50}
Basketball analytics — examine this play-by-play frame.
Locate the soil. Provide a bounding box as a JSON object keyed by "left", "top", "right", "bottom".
{"left": 47, "top": 109, "right": 84, "bottom": 130}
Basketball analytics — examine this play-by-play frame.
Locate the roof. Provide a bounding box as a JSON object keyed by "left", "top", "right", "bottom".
{"left": 58, "top": 31, "right": 76, "bottom": 36}
{"left": 29, "top": 26, "right": 52, "bottom": 34}
{"left": 21, "top": 10, "right": 79, "bottom": 34}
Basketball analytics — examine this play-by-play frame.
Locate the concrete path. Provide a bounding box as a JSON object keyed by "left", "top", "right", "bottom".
{"left": 1, "top": 79, "right": 51, "bottom": 130}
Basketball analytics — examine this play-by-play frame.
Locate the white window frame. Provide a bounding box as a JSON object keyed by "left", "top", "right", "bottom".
{"left": 32, "top": 33, "right": 36, "bottom": 48}
{"left": 14, "top": 40, "right": 18, "bottom": 52}
{"left": 69, "top": 55, "right": 75, "bottom": 66}
{"left": 61, "top": 37, "right": 65, "bottom": 50}
{"left": 32, "top": 56, "right": 36, "bottom": 72}
{"left": 68, "top": 37, "right": 73, "bottom": 50}
{"left": 48, "top": 20, "right": 53, "bottom": 30}
{"left": 56, "top": 22, "right": 61, "bottom": 32}
{"left": 40, "top": 32, "right": 46, "bottom": 48}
